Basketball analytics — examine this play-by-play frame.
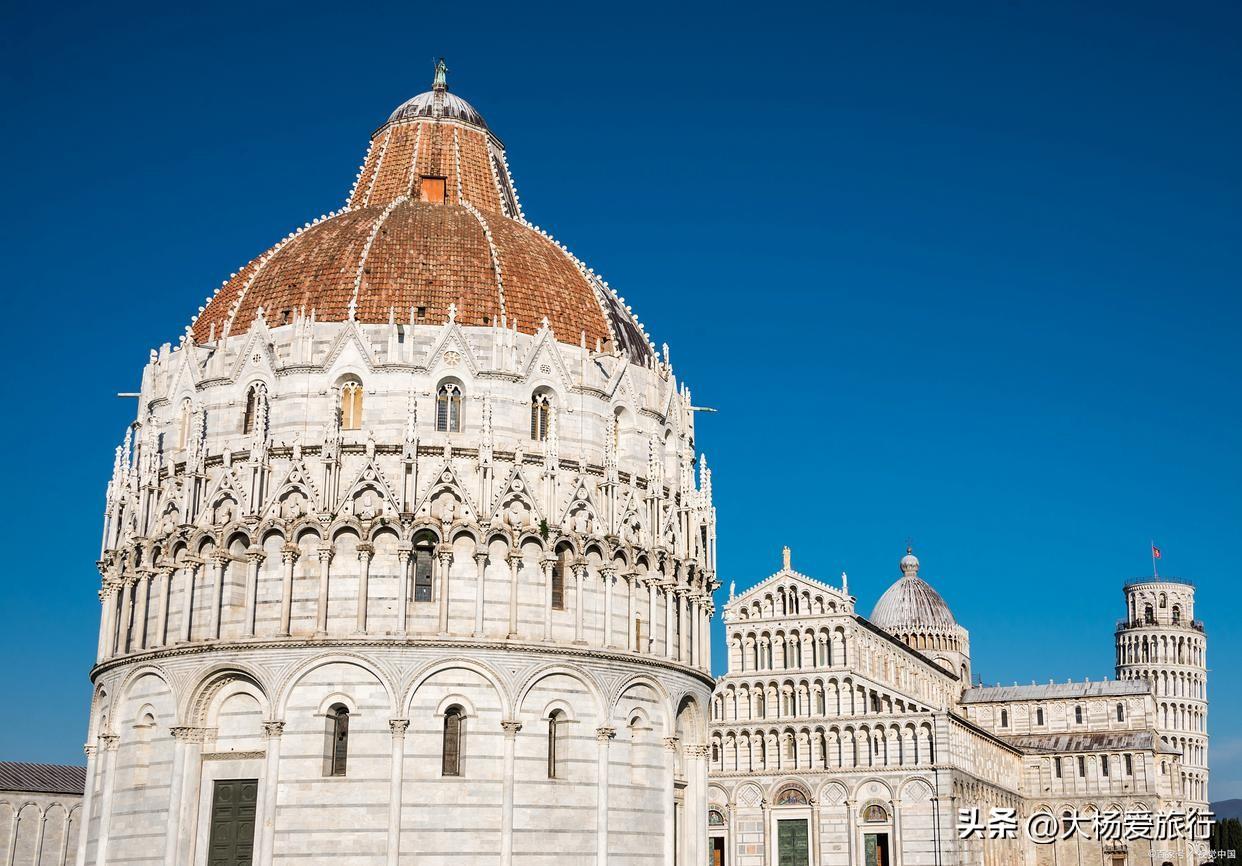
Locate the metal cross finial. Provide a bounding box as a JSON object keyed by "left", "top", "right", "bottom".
{"left": 433, "top": 58, "right": 449, "bottom": 92}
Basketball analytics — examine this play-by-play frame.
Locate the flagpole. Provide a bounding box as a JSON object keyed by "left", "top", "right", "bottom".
{"left": 1150, "top": 539, "right": 1158, "bottom": 579}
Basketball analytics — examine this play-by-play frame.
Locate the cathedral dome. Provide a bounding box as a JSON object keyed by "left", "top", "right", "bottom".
{"left": 870, "top": 549, "right": 959, "bottom": 633}
{"left": 190, "top": 61, "right": 653, "bottom": 364}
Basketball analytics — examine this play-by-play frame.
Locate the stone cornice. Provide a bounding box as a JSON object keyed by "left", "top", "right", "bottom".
{"left": 90, "top": 634, "right": 716, "bottom": 689}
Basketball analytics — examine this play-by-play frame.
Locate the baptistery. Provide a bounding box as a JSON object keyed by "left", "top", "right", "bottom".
{"left": 83, "top": 62, "right": 716, "bottom": 866}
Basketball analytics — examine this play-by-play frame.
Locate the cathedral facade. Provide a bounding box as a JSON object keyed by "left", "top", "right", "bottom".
{"left": 82, "top": 63, "right": 716, "bottom": 866}
{"left": 707, "top": 550, "right": 1208, "bottom": 866}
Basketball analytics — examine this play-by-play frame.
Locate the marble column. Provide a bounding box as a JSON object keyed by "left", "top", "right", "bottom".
{"left": 256, "top": 721, "right": 284, "bottom": 865}
{"left": 811, "top": 797, "right": 823, "bottom": 866}
{"left": 315, "top": 545, "right": 333, "bottom": 634}
{"left": 396, "top": 546, "right": 411, "bottom": 634}
{"left": 648, "top": 580, "right": 657, "bottom": 654}
{"left": 117, "top": 579, "right": 134, "bottom": 654}
{"left": 356, "top": 543, "right": 374, "bottom": 634}
{"left": 508, "top": 554, "right": 522, "bottom": 639}
{"left": 501, "top": 721, "right": 522, "bottom": 866}
{"left": 891, "top": 797, "right": 903, "bottom": 866}
{"left": 686, "top": 744, "right": 708, "bottom": 866}
{"left": 154, "top": 567, "right": 173, "bottom": 647}
{"left": 245, "top": 548, "right": 264, "bottom": 637}
{"left": 278, "top": 545, "right": 297, "bottom": 636}
{"left": 845, "top": 799, "right": 856, "bottom": 866}
{"left": 542, "top": 558, "right": 554, "bottom": 641}
{"left": 596, "top": 727, "right": 615, "bottom": 866}
{"left": 626, "top": 574, "right": 637, "bottom": 652}
{"left": 663, "top": 736, "right": 679, "bottom": 866}
{"left": 95, "top": 587, "right": 113, "bottom": 662}
{"left": 74, "top": 744, "right": 98, "bottom": 866}
{"left": 761, "top": 799, "right": 772, "bottom": 866}
{"left": 386, "top": 720, "right": 408, "bottom": 866}
{"left": 665, "top": 587, "right": 676, "bottom": 660}
{"left": 209, "top": 554, "right": 228, "bottom": 640}
{"left": 677, "top": 591, "right": 689, "bottom": 663}
{"left": 132, "top": 572, "right": 151, "bottom": 651}
{"left": 602, "top": 568, "right": 616, "bottom": 648}
{"left": 93, "top": 734, "right": 119, "bottom": 866}
{"left": 437, "top": 548, "right": 454, "bottom": 634}
{"left": 473, "top": 550, "right": 488, "bottom": 637}
{"left": 180, "top": 562, "right": 199, "bottom": 643}
{"left": 573, "top": 563, "right": 587, "bottom": 645}
{"left": 167, "top": 727, "right": 205, "bottom": 866}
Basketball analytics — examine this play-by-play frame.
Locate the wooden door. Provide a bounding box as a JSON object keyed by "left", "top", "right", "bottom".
{"left": 208, "top": 779, "right": 258, "bottom": 866}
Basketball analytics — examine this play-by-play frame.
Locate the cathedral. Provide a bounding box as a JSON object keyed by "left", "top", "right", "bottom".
{"left": 33, "top": 65, "right": 1207, "bottom": 866}
{"left": 707, "top": 549, "right": 1208, "bottom": 866}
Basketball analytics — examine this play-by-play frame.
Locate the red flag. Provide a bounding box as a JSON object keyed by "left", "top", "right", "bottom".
{"left": 1152, "top": 546, "right": 1162, "bottom": 560}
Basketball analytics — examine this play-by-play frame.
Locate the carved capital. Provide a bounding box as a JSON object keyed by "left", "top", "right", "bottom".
{"left": 662, "top": 736, "right": 680, "bottom": 752}
{"left": 474, "top": 551, "right": 489, "bottom": 566}
{"left": 685, "top": 743, "right": 710, "bottom": 759}
{"left": 246, "top": 547, "right": 266, "bottom": 563}
{"left": 595, "top": 725, "right": 617, "bottom": 743}
{"left": 389, "top": 719, "right": 410, "bottom": 737}
{"left": 356, "top": 542, "right": 375, "bottom": 561}
{"left": 83, "top": 744, "right": 97, "bottom": 758}
{"left": 280, "top": 544, "right": 300, "bottom": 564}
{"left": 261, "top": 720, "right": 285, "bottom": 739}
{"left": 98, "top": 733, "right": 120, "bottom": 752}
{"left": 501, "top": 720, "right": 523, "bottom": 738}
{"left": 316, "top": 545, "right": 335, "bottom": 563}
{"left": 170, "top": 726, "right": 207, "bottom": 744}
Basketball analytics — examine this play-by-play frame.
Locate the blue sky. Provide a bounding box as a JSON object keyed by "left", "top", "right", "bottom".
{"left": 3, "top": 1, "right": 1239, "bottom": 797}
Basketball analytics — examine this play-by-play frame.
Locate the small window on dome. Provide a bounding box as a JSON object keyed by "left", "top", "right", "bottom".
{"left": 420, "top": 177, "right": 447, "bottom": 204}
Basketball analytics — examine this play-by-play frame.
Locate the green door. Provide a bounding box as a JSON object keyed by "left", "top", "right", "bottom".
{"left": 864, "top": 832, "right": 890, "bottom": 866}
{"left": 208, "top": 779, "right": 258, "bottom": 866}
{"left": 777, "top": 819, "right": 809, "bottom": 866}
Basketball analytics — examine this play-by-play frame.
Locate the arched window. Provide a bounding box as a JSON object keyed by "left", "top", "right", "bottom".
{"left": 1171, "top": 605, "right": 1181, "bottom": 624}
{"left": 530, "top": 391, "right": 553, "bottom": 441}
{"left": 177, "top": 399, "right": 192, "bottom": 449}
{"left": 341, "top": 380, "right": 363, "bottom": 430}
{"left": 442, "top": 706, "right": 464, "bottom": 776}
{"left": 326, "top": 704, "right": 349, "bottom": 777}
{"left": 551, "top": 546, "right": 570, "bottom": 610}
{"left": 1159, "top": 593, "right": 1167, "bottom": 608}
{"left": 1000, "top": 709, "right": 1009, "bottom": 728}
{"left": 1116, "top": 703, "right": 1125, "bottom": 722}
{"left": 413, "top": 536, "right": 435, "bottom": 602}
{"left": 242, "top": 384, "right": 262, "bottom": 434}
{"left": 547, "top": 710, "right": 565, "bottom": 779}
{"left": 1144, "top": 604, "right": 1155, "bottom": 624}
{"left": 1054, "top": 756, "right": 1062, "bottom": 778}
{"left": 1075, "top": 705, "right": 1084, "bottom": 724}
{"left": 436, "top": 382, "right": 463, "bottom": 433}
{"left": 1036, "top": 707, "right": 1045, "bottom": 726}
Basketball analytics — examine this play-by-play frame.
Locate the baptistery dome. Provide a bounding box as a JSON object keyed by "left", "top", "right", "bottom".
{"left": 191, "top": 61, "right": 652, "bottom": 364}
{"left": 84, "top": 62, "right": 714, "bottom": 866}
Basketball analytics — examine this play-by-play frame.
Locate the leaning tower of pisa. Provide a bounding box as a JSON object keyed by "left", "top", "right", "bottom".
{"left": 1115, "top": 578, "right": 1208, "bottom": 806}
